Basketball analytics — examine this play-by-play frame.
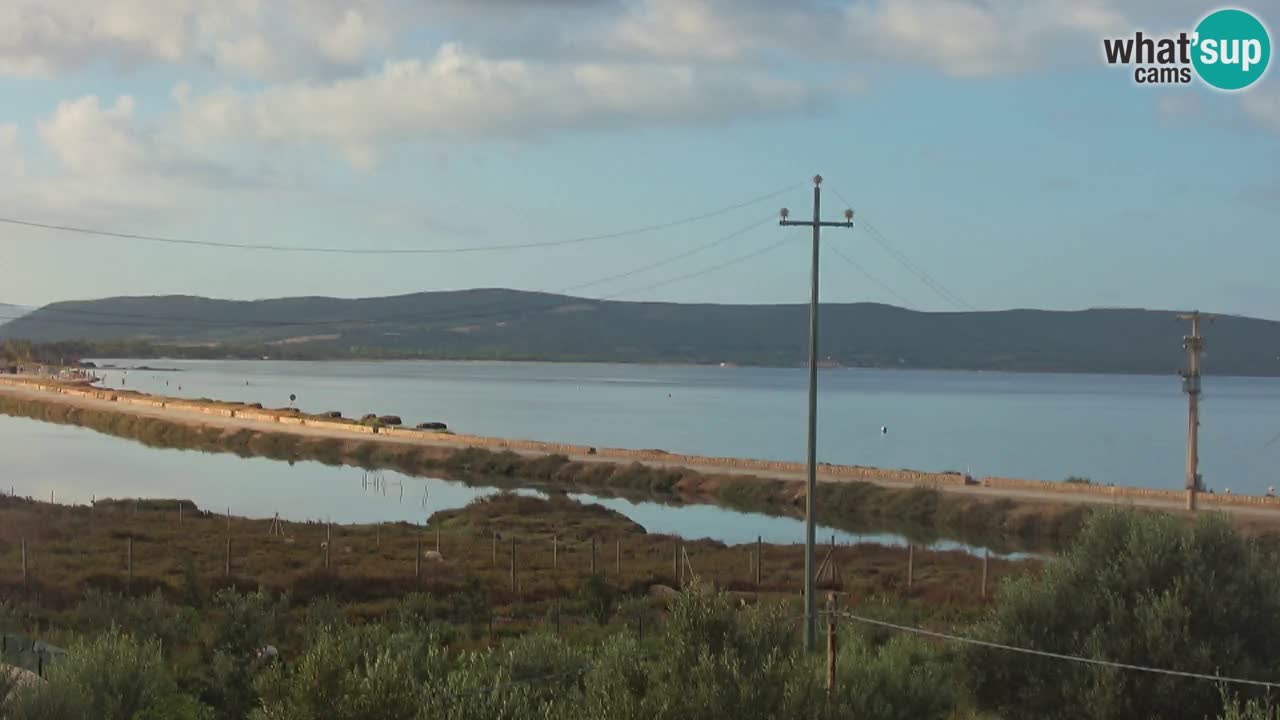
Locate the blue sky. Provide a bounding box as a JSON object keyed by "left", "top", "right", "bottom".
{"left": 1, "top": 0, "right": 1278, "bottom": 318}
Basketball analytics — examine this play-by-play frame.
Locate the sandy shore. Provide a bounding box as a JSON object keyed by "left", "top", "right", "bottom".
{"left": 1, "top": 380, "right": 1278, "bottom": 524}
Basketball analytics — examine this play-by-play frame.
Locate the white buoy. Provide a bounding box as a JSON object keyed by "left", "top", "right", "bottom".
{"left": 881, "top": 426, "right": 887, "bottom": 434}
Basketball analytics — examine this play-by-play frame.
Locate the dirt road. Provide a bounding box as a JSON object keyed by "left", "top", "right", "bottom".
{"left": 2, "top": 382, "right": 1277, "bottom": 523}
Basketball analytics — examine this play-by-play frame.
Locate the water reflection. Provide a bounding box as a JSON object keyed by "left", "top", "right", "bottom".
{"left": 0, "top": 413, "right": 1030, "bottom": 558}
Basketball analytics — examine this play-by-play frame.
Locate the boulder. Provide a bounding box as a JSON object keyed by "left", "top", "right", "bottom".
{"left": 648, "top": 584, "right": 680, "bottom": 600}
{"left": 378, "top": 415, "right": 403, "bottom": 426}
{"left": 416, "top": 421, "right": 448, "bottom": 430}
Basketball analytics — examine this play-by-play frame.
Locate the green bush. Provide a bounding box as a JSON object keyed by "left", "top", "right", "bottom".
{"left": 4, "top": 629, "right": 211, "bottom": 720}
{"left": 968, "top": 509, "right": 1280, "bottom": 720}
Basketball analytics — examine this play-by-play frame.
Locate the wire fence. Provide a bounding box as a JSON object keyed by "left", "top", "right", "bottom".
{"left": 828, "top": 610, "right": 1280, "bottom": 690}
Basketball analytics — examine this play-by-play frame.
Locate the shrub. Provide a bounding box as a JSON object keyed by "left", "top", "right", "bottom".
{"left": 968, "top": 510, "right": 1280, "bottom": 720}
{"left": 4, "top": 629, "right": 211, "bottom": 720}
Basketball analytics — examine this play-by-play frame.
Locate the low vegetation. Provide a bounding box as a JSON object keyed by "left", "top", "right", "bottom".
{"left": 1, "top": 509, "right": 1274, "bottom": 720}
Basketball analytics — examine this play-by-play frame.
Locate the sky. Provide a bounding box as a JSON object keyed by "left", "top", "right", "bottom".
{"left": 0, "top": 0, "right": 1278, "bottom": 318}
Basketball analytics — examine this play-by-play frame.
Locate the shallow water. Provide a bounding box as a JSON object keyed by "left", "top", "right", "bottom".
{"left": 0, "top": 414, "right": 1023, "bottom": 556}
{"left": 89, "top": 359, "right": 1280, "bottom": 496}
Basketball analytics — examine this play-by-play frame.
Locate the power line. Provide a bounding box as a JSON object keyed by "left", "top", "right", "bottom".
{"left": 0, "top": 218, "right": 777, "bottom": 332}
{"left": 832, "top": 610, "right": 1280, "bottom": 690}
{"left": 604, "top": 229, "right": 798, "bottom": 299}
{"left": 0, "top": 183, "right": 799, "bottom": 256}
{"left": 827, "top": 244, "right": 918, "bottom": 310}
{"left": 828, "top": 188, "right": 974, "bottom": 312}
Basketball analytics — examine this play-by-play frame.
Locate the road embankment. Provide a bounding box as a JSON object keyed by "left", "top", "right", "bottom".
{"left": 0, "top": 376, "right": 1277, "bottom": 549}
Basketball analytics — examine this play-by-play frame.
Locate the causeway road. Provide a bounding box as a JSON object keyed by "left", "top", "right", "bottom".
{"left": 1, "top": 382, "right": 1277, "bottom": 524}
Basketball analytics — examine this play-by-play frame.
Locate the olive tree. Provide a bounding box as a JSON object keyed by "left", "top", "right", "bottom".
{"left": 969, "top": 509, "right": 1280, "bottom": 720}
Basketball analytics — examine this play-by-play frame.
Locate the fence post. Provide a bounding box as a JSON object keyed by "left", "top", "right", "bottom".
{"left": 907, "top": 544, "right": 914, "bottom": 589}
{"left": 178, "top": 503, "right": 183, "bottom": 525}
{"left": 755, "top": 535, "right": 762, "bottom": 588}
{"left": 226, "top": 507, "right": 230, "bottom": 532}
{"left": 675, "top": 540, "right": 686, "bottom": 586}
{"left": 825, "top": 594, "right": 837, "bottom": 696}
{"left": 435, "top": 528, "right": 440, "bottom": 554}
{"left": 552, "top": 534, "right": 558, "bottom": 570}
{"left": 492, "top": 532, "right": 498, "bottom": 567}
{"left": 981, "top": 550, "right": 989, "bottom": 598}
{"left": 225, "top": 537, "right": 231, "bottom": 578}
{"left": 590, "top": 537, "right": 597, "bottom": 575}
{"left": 510, "top": 537, "right": 517, "bottom": 594}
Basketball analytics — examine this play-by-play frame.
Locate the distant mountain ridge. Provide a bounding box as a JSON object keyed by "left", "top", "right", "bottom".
{"left": 0, "top": 303, "right": 31, "bottom": 326}
{"left": 2, "top": 289, "right": 1277, "bottom": 375}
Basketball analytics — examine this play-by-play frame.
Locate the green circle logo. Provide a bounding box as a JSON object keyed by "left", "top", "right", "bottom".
{"left": 1192, "top": 9, "right": 1271, "bottom": 91}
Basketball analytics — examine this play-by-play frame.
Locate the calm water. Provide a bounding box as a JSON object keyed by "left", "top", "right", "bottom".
{"left": 0, "top": 413, "right": 1003, "bottom": 554}
{"left": 91, "top": 360, "right": 1280, "bottom": 495}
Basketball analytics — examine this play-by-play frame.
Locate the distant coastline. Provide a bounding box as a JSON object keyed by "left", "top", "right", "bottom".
{"left": 5, "top": 290, "right": 1278, "bottom": 376}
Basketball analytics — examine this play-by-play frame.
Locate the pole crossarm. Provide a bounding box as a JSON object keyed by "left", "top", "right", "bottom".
{"left": 781, "top": 220, "right": 855, "bottom": 228}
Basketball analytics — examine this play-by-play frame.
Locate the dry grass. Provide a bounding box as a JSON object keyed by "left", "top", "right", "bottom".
{"left": 0, "top": 493, "right": 1034, "bottom": 624}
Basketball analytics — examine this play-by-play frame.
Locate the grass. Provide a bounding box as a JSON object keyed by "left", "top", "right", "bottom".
{"left": 0, "top": 493, "right": 1029, "bottom": 648}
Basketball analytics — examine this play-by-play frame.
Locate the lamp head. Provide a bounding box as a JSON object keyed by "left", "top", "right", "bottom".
{"left": 844, "top": 209, "right": 854, "bottom": 222}
{"left": 780, "top": 208, "right": 790, "bottom": 220}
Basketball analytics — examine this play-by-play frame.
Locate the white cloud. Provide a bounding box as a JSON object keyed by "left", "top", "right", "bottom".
{"left": 844, "top": 0, "right": 1129, "bottom": 77}
{"left": 0, "top": 0, "right": 217, "bottom": 76}
{"left": 606, "top": 0, "right": 760, "bottom": 62}
{"left": 4, "top": 94, "right": 271, "bottom": 218}
{"left": 0, "top": 0, "right": 391, "bottom": 80}
{"left": 174, "top": 44, "right": 817, "bottom": 167}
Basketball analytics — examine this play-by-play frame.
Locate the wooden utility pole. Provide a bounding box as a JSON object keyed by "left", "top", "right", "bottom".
{"left": 1179, "top": 312, "right": 1212, "bottom": 511}
{"left": 780, "top": 175, "right": 855, "bottom": 653}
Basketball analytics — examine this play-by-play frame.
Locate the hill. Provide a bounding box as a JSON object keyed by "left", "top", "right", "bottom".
{"left": 0, "top": 303, "right": 30, "bottom": 326}
{"left": 2, "top": 289, "right": 1277, "bottom": 375}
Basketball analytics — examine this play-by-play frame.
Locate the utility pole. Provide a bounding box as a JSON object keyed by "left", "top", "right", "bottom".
{"left": 780, "top": 174, "right": 854, "bottom": 653}
{"left": 1178, "top": 311, "right": 1212, "bottom": 511}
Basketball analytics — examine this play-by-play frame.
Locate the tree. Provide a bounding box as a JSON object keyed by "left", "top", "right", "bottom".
{"left": 968, "top": 509, "right": 1280, "bottom": 720}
